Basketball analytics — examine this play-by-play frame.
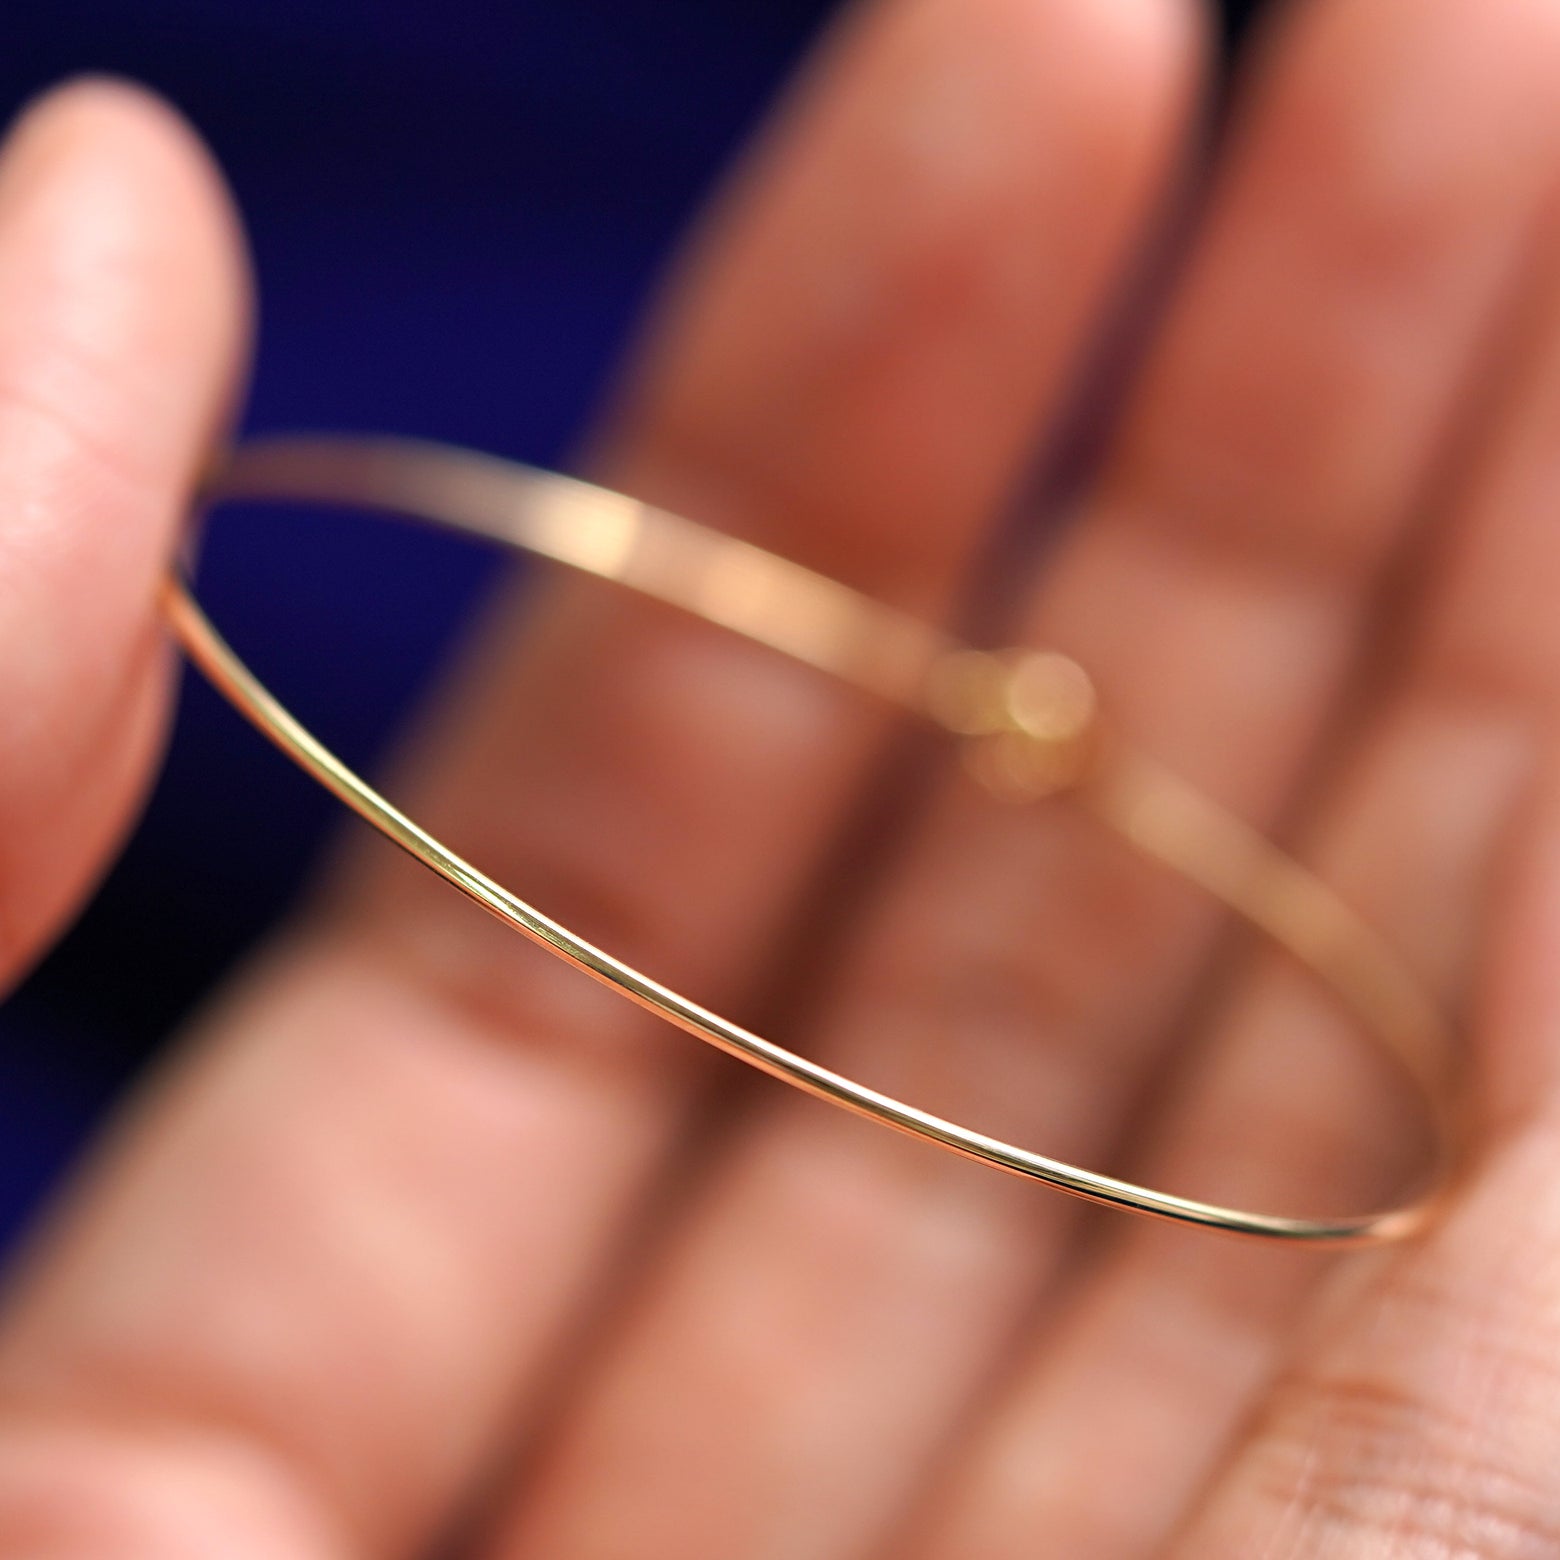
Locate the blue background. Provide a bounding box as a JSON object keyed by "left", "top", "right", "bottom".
{"left": 0, "top": 0, "right": 1256, "bottom": 1246}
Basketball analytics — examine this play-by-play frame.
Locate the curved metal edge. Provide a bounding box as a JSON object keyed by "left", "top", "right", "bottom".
{"left": 160, "top": 435, "right": 1459, "bottom": 1245}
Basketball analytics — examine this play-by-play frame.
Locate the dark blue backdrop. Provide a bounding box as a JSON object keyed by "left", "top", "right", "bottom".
{"left": 0, "top": 0, "right": 1257, "bottom": 1247}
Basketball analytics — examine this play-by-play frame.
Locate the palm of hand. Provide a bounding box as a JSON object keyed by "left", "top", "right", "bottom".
{"left": 3, "top": 1, "right": 1560, "bottom": 1557}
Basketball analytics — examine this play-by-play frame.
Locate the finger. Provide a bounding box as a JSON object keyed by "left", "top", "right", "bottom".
{"left": 909, "top": 37, "right": 1560, "bottom": 1557}
{"left": 1163, "top": 750, "right": 1560, "bottom": 1558}
{"left": 0, "top": 79, "right": 247, "bottom": 983}
{"left": 913, "top": 665, "right": 1527, "bottom": 1553}
{"left": 488, "top": 1, "right": 1560, "bottom": 1555}
{"left": 0, "top": 1, "right": 1190, "bottom": 1554}
{"left": 1155, "top": 193, "right": 1560, "bottom": 1560}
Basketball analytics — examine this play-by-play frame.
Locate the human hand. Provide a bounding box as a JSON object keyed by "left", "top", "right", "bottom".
{"left": 5, "top": 0, "right": 1560, "bottom": 1554}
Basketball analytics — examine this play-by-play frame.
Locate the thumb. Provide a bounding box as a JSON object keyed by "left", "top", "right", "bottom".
{"left": 0, "top": 79, "right": 250, "bottom": 984}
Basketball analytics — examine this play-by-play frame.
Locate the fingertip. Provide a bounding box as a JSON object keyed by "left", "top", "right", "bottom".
{"left": 0, "top": 74, "right": 253, "bottom": 980}
{"left": 0, "top": 74, "right": 254, "bottom": 479}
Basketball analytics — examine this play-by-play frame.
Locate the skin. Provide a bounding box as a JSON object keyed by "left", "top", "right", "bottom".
{"left": 4, "top": 0, "right": 1560, "bottom": 1551}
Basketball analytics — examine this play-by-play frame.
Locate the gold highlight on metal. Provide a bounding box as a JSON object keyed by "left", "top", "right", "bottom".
{"left": 163, "top": 435, "right": 1460, "bottom": 1245}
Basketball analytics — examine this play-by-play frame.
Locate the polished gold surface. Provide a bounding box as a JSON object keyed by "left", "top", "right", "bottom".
{"left": 164, "top": 435, "right": 1460, "bottom": 1244}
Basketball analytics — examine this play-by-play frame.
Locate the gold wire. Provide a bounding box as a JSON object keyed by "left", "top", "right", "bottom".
{"left": 162, "top": 434, "right": 1462, "bottom": 1244}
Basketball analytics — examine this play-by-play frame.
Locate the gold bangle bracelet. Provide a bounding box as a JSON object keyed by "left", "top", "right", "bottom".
{"left": 164, "top": 434, "right": 1461, "bottom": 1245}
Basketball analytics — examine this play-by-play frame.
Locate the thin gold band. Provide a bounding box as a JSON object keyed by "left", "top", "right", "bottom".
{"left": 164, "top": 435, "right": 1461, "bottom": 1244}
